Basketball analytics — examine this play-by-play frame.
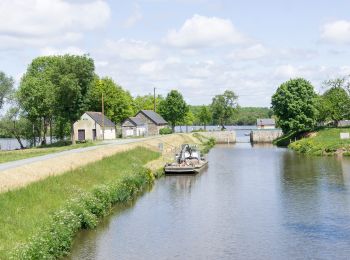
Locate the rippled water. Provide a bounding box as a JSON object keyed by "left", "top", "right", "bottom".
{"left": 68, "top": 144, "right": 350, "bottom": 260}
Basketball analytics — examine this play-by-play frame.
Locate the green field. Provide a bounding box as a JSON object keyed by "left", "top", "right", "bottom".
{"left": 289, "top": 128, "right": 350, "bottom": 155}
{"left": 0, "top": 141, "right": 101, "bottom": 164}
{"left": 0, "top": 147, "right": 159, "bottom": 259}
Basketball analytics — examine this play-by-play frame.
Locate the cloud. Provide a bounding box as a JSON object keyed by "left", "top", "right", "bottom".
{"left": 229, "top": 44, "right": 269, "bottom": 61}
{"left": 321, "top": 20, "right": 350, "bottom": 44}
{"left": 104, "top": 39, "right": 160, "bottom": 60}
{"left": 164, "top": 14, "right": 248, "bottom": 48}
{"left": 0, "top": 0, "right": 110, "bottom": 48}
{"left": 123, "top": 3, "right": 143, "bottom": 28}
{"left": 40, "top": 46, "right": 86, "bottom": 56}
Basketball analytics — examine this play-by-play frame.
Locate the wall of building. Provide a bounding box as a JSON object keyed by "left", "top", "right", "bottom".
{"left": 250, "top": 130, "right": 283, "bottom": 143}
{"left": 134, "top": 113, "right": 165, "bottom": 136}
{"left": 257, "top": 125, "right": 275, "bottom": 130}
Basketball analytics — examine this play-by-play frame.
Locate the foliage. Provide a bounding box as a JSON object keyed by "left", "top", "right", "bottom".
{"left": 0, "top": 147, "right": 159, "bottom": 259}
{"left": 0, "top": 71, "right": 14, "bottom": 110}
{"left": 159, "top": 127, "right": 173, "bottom": 135}
{"left": 133, "top": 94, "right": 164, "bottom": 113}
{"left": 232, "top": 107, "right": 272, "bottom": 125}
{"left": 158, "top": 90, "right": 188, "bottom": 130}
{"left": 317, "top": 87, "right": 350, "bottom": 123}
{"left": 87, "top": 76, "right": 134, "bottom": 124}
{"left": 211, "top": 90, "right": 238, "bottom": 126}
{"left": 198, "top": 105, "right": 212, "bottom": 129}
{"left": 289, "top": 128, "right": 350, "bottom": 156}
{"left": 271, "top": 78, "right": 318, "bottom": 134}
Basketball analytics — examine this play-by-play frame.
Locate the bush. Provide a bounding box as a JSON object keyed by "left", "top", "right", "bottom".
{"left": 159, "top": 127, "right": 173, "bottom": 135}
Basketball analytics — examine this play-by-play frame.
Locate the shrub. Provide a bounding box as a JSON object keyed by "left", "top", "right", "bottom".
{"left": 159, "top": 127, "right": 173, "bottom": 135}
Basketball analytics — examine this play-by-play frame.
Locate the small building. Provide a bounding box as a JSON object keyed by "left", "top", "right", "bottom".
{"left": 121, "top": 117, "right": 147, "bottom": 137}
{"left": 337, "top": 120, "right": 350, "bottom": 127}
{"left": 73, "top": 112, "right": 116, "bottom": 141}
{"left": 134, "top": 110, "right": 168, "bottom": 136}
{"left": 257, "top": 118, "right": 275, "bottom": 129}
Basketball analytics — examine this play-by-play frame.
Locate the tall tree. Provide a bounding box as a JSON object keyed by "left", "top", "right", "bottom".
{"left": 88, "top": 77, "right": 134, "bottom": 123}
{"left": 271, "top": 78, "right": 318, "bottom": 133}
{"left": 198, "top": 105, "right": 212, "bottom": 130}
{"left": 0, "top": 71, "right": 14, "bottom": 110}
{"left": 133, "top": 94, "right": 164, "bottom": 113}
{"left": 158, "top": 90, "right": 188, "bottom": 131}
{"left": 211, "top": 90, "right": 238, "bottom": 128}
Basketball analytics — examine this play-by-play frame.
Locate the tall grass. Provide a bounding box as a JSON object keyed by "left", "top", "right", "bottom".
{"left": 0, "top": 147, "right": 159, "bottom": 259}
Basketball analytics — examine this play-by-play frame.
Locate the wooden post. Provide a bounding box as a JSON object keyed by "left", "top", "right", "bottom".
{"left": 153, "top": 87, "right": 156, "bottom": 112}
{"left": 102, "top": 92, "right": 105, "bottom": 140}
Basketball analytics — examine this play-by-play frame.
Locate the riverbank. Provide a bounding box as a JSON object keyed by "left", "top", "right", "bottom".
{"left": 0, "top": 147, "right": 160, "bottom": 259}
{"left": 0, "top": 134, "right": 199, "bottom": 193}
{"left": 289, "top": 128, "right": 350, "bottom": 155}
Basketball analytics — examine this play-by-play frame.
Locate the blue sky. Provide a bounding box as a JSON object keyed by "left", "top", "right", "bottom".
{"left": 1, "top": 0, "right": 350, "bottom": 107}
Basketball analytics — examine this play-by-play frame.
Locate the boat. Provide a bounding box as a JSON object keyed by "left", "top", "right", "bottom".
{"left": 164, "top": 144, "right": 208, "bottom": 174}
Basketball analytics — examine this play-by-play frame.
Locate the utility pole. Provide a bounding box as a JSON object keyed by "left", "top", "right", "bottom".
{"left": 153, "top": 87, "right": 156, "bottom": 111}
{"left": 102, "top": 92, "right": 105, "bottom": 140}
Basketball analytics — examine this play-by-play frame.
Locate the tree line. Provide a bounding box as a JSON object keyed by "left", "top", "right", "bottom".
{"left": 271, "top": 76, "right": 350, "bottom": 135}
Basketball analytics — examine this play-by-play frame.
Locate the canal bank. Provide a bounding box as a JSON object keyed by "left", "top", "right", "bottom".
{"left": 68, "top": 143, "right": 350, "bottom": 260}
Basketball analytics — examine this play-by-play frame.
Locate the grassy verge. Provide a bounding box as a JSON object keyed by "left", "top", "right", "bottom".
{"left": 192, "top": 133, "right": 216, "bottom": 154}
{"left": 289, "top": 128, "right": 350, "bottom": 156}
{"left": 0, "top": 147, "right": 159, "bottom": 259}
{"left": 0, "top": 141, "right": 101, "bottom": 164}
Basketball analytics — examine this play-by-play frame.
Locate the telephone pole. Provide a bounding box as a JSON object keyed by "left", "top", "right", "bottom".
{"left": 153, "top": 87, "right": 156, "bottom": 111}
{"left": 102, "top": 92, "right": 105, "bottom": 140}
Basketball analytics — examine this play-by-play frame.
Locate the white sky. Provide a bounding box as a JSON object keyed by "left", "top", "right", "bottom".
{"left": 1, "top": 0, "right": 350, "bottom": 108}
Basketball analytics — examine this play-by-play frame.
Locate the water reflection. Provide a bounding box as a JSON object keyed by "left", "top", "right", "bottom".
{"left": 68, "top": 144, "right": 350, "bottom": 260}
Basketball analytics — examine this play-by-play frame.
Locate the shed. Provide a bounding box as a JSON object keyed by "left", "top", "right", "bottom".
{"left": 337, "top": 120, "right": 350, "bottom": 127}
{"left": 122, "top": 117, "right": 147, "bottom": 137}
{"left": 257, "top": 118, "right": 275, "bottom": 129}
{"left": 73, "top": 112, "right": 116, "bottom": 141}
{"left": 134, "top": 110, "right": 168, "bottom": 136}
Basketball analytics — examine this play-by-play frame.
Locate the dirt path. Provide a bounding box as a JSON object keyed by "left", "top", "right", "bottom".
{"left": 0, "top": 134, "right": 199, "bottom": 193}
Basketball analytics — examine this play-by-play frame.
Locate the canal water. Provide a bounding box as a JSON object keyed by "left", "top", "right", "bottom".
{"left": 68, "top": 144, "right": 350, "bottom": 260}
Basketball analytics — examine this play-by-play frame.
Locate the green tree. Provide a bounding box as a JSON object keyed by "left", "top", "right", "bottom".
{"left": 271, "top": 78, "right": 318, "bottom": 133}
{"left": 0, "top": 71, "right": 14, "bottom": 110}
{"left": 318, "top": 87, "right": 350, "bottom": 124}
{"left": 88, "top": 77, "right": 134, "bottom": 124}
{"left": 158, "top": 90, "right": 188, "bottom": 131}
{"left": 133, "top": 94, "right": 164, "bottom": 113}
{"left": 198, "top": 105, "right": 212, "bottom": 130}
{"left": 53, "top": 55, "right": 95, "bottom": 144}
{"left": 211, "top": 90, "right": 238, "bottom": 128}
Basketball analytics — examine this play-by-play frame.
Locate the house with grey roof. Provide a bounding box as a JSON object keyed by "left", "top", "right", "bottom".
{"left": 256, "top": 118, "right": 275, "bottom": 129}
{"left": 121, "top": 117, "right": 147, "bottom": 137}
{"left": 73, "top": 112, "right": 116, "bottom": 141}
{"left": 122, "top": 110, "right": 168, "bottom": 137}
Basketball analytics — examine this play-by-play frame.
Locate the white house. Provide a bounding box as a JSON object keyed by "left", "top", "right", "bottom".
{"left": 121, "top": 117, "right": 147, "bottom": 137}
{"left": 73, "top": 112, "right": 116, "bottom": 141}
{"left": 256, "top": 118, "right": 275, "bottom": 129}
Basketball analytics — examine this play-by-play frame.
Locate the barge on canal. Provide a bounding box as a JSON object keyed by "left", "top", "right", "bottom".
{"left": 164, "top": 144, "right": 208, "bottom": 174}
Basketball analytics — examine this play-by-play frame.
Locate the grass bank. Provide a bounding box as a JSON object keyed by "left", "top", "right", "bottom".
{"left": 192, "top": 132, "right": 216, "bottom": 154}
{"left": 0, "top": 141, "right": 101, "bottom": 164}
{"left": 0, "top": 147, "right": 159, "bottom": 259}
{"left": 289, "top": 128, "right": 350, "bottom": 156}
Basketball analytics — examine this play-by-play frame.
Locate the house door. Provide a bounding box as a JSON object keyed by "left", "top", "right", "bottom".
{"left": 78, "top": 129, "right": 85, "bottom": 141}
{"left": 92, "top": 129, "right": 96, "bottom": 140}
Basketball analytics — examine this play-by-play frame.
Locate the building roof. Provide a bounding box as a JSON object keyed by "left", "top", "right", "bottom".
{"left": 138, "top": 110, "right": 167, "bottom": 125}
{"left": 86, "top": 112, "right": 115, "bottom": 127}
{"left": 127, "top": 117, "right": 145, "bottom": 126}
{"left": 257, "top": 118, "right": 275, "bottom": 126}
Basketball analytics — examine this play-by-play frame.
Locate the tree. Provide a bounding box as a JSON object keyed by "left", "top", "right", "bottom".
{"left": 88, "top": 77, "right": 134, "bottom": 124}
{"left": 271, "top": 78, "right": 318, "bottom": 133}
{"left": 0, "top": 107, "right": 31, "bottom": 149}
{"left": 0, "top": 71, "right": 14, "bottom": 110}
{"left": 133, "top": 94, "right": 164, "bottom": 113}
{"left": 211, "top": 90, "right": 238, "bottom": 128}
{"left": 53, "top": 55, "right": 95, "bottom": 144}
{"left": 181, "top": 111, "right": 195, "bottom": 132}
{"left": 198, "top": 105, "right": 212, "bottom": 130}
{"left": 318, "top": 87, "right": 350, "bottom": 124}
{"left": 158, "top": 90, "right": 188, "bottom": 131}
